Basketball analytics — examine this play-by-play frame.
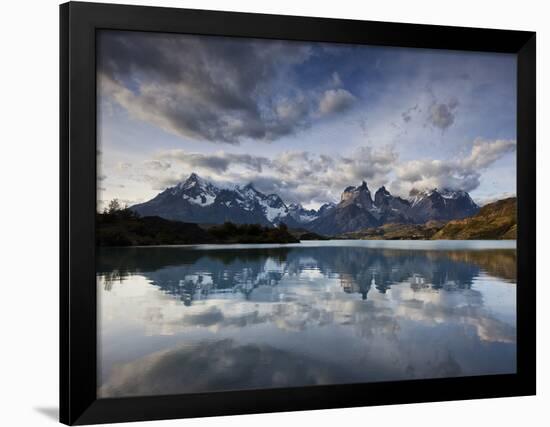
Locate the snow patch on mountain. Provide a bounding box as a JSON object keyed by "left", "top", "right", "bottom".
{"left": 183, "top": 192, "right": 216, "bottom": 206}
{"left": 287, "top": 203, "right": 322, "bottom": 224}
{"left": 298, "top": 212, "right": 318, "bottom": 223}
{"left": 440, "top": 189, "right": 467, "bottom": 199}
{"left": 261, "top": 201, "right": 287, "bottom": 222}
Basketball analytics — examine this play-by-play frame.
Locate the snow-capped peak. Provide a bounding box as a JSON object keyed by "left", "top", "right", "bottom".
{"left": 178, "top": 172, "right": 206, "bottom": 190}
{"left": 232, "top": 183, "right": 289, "bottom": 222}
{"left": 408, "top": 188, "right": 477, "bottom": 209}
{"left": 408, "top": 188, "right": 434, "bottom": 207}
{"left": 235, "top": 183, "right": 261, "bottom": 200}
{"left": 287, "top": 202, "right": 320, "bottom": 223}
{"left": 439, "top": 188, "right": 467, "bottom": 199}
{"left": 173, "top": 173, "right": 220, "bottom": 206}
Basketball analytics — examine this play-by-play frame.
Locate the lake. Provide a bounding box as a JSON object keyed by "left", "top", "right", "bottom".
{"left": 97, "top": 240, "right": 517, "bottom": 398}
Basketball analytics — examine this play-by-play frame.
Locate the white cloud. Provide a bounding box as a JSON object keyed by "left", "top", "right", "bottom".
{"left": 108, "top": 136, "right": 515, "bottom": 207}
{"left": 143, "top": 160, "right": 171, "bottom": 171}
{"left": 462, "top": 138, "right": 516, "bottom": 169}
{"left": 119, "top": 145, "right": 396, "bottom": 207}
{"left": 319, "top": 89, "right": 356, "bottom": 115}
{"left": 392, "top": 138, "right": 516, "bottom": 195}
{"left": 116, "top": 162, "right": 132, "bottom": 171}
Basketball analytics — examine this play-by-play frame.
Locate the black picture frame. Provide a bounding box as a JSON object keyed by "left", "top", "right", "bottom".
{"left": 60, "top": 1, "right": 536, "bottom": 425}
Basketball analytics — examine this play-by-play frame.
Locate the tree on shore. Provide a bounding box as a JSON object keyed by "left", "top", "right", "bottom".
{"left": 101, "top": 199, "right": 139, "bottom": 220}
{"left": 105, "top": 198, "right": 122, "bottom": 214}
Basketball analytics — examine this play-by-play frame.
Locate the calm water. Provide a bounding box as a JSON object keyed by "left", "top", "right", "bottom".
{"left": 97, "top": 240, "right": 517, "bottom": 398}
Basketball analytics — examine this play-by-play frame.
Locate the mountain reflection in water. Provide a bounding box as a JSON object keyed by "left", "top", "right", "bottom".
{"left": 97, "top": 241, "right": 516, "bottom": 398}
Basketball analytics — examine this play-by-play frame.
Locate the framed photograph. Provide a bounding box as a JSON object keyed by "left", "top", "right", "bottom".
{"left": 60, "top": 1, "right": 536, "bottom": 425}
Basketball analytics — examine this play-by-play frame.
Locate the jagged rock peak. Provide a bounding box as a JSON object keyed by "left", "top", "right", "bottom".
{"left": 374, "top": 186, "right": 393, "bottom": 206}
{"left": 341, "top": 181, "right": 373, "bottom": 207}
{"left": 238, "top": 182, "right": 259, "bottom": 192}
{"left": 178, "top": 172, "right": 205, "bottom": 188}
{"left": 375, "top": 186, "right": 390, "bottom": 195}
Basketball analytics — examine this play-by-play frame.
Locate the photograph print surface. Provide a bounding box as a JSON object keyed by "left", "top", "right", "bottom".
{"left": 96, "top": 30, "right": 517, "bottom": 398}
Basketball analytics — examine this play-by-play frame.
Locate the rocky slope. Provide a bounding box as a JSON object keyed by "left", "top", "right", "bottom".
{"left": 409, "top": 188, "right": 479, "bottom": 223}
{"left": 339, "top": 221, "right": 446, "bottom": 240}
{"left": 432, "top": 197, "right": 516, "bottom": 239}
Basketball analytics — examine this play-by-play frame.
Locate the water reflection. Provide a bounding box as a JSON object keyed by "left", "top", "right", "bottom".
{"left": 97, "top": 241, "right": 516, "bottom": 398}
{"left": 98, "top": 245, "right": 516, "bottom": 304}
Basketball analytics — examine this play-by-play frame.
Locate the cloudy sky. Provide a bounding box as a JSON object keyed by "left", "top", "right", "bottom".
{"left": 97, "top": 30, "right": 516, "bottom": 210}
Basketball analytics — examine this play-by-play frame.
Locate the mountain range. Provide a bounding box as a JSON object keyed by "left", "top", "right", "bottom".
{"left": 130, "top": 173, "right": 480, "bottom": 235}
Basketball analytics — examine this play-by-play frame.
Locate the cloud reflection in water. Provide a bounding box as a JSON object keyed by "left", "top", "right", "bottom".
{"left": 98, "top": 242, "right": 516, "bottom": 397}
